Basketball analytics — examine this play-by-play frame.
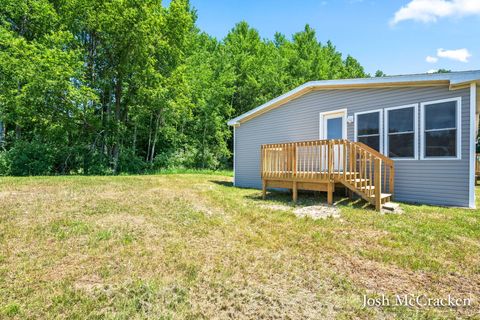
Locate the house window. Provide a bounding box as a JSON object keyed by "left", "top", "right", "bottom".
{"left": 355, "top": 110, "right": 382, "bottom": 152}
{"left": 385, "top": 104, "right": 418, "bottom": 159}
{"left": 421, "top": 98, "right": 461, "bottom": 159}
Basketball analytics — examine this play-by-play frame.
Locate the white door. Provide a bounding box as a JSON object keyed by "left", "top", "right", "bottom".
{"left": 320, "top": 110, "right": 347, "bottom": 171}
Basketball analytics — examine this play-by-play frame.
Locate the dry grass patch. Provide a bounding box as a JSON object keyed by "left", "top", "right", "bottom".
{"left": 0, "top": 174, "right": 478, "bottom": 319}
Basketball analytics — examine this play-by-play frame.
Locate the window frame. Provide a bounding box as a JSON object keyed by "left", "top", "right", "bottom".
{"left": 420, "top": 97, "right": 462, "bottom": 160}
{"left": 384, "top": 104, "right": 419, "bottom": 160}
{"left": 354, "top": 109, "right": 383, "bottom": 154}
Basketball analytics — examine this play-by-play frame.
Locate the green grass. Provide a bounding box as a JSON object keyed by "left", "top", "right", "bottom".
{"left": 0, "top": 173, "right": 478, "bottom": 319}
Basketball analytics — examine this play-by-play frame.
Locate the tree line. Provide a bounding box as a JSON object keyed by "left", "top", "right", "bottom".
{"left": 0, "top": 0, "right": 369, "bottom": 175}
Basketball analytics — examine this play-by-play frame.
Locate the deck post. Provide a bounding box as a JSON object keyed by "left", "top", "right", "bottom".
{"left": 292, "top": 144, "right": 297, "bottom": 177}
{"left": 328, "top": 140, "right": 333, "bottom": 179}
{"left": 374, "top": 158, "right": 381, "bottom": 211}
{"left": 349, "top": 142, "right": 354, "bottom": 183}
{"left": 292, "top": 181, "right": 298, "bottom": 203}
{"left": 343, "top": 141, "right": 347, "bottom": 181}
{"left": 260, "top": 145, "right": 264, "bottom": 179}
{"left": 262, "top": 179, "right": 266, "bottom": 199}
{"left": 389, "top": 165, "right": 395, "bottom": 200}
{"left": 327, "top": 182, "right": 333, "bottom": 205}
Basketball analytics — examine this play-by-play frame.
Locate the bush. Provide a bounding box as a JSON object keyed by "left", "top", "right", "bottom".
{"left": 193, "top": 148, "right": 221, "bottom": 169}
{"left": 83, "top": 150, "right": 113, "bottom": 175}
{"left": 153, "top": 146, "right": 197, "bottom": 169}
{"left": 118, "top": 147, "right": 146, "bottom": 174}
{"left": 6, "top": 140, "right": 55, "bottom": 176}
{"left": 0, "top": 151, "right": 8, "bottom": 175}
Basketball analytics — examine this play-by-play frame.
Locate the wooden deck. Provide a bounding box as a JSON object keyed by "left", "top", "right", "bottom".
{"left": 261, "top": 139, "right": 395, "bottom": 211}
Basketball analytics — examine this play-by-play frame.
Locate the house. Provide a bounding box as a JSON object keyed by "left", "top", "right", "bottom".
{"left": 228, "top": 70, "right": 480, "bottom": 209}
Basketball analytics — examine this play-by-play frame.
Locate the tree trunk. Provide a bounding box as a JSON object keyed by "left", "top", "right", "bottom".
{"left": 150, "top": 112, "right": 161, "bottom": 163}
{"left": 146, "top": 114, "right": 153, "bottom": 161}
{"left": 0, "top": 121, "right": 5, "bottom": 144}
{"left": 132, "top": 123, "right": 137, "bottom": 151}
{"left": 112, "top": 79, "right": 123, "bottom": 174}
{"left": 201, "top": 116, "right": 207, "bottom": 168}
{"left": 102, "top": 87, "right": 110, "bottom": 158}
{"left": 15, "top": 124, "right": 21, "bottom": 139}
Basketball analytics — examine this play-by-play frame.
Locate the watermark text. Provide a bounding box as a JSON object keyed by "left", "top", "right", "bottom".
{"left": 362, "top": 294, "right": 472, "bottom": 308}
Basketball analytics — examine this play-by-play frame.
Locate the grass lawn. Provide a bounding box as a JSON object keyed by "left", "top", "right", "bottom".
{"left": 0, "top": 173, "right": 479, "bottom": 319}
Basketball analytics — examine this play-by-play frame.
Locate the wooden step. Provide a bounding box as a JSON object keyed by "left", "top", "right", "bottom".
{"left": 341, "top": 179, "right": 393, "bottom": 209}
{"left": 369, "top": 193, "right": 392, "bottom": 200}
{"left": 367, "top": 193, "right": 392, "bottom": 205}
{"left": 351, "top": 178, "right": 370, "bottom": 183}
{"left": 359, "top": 185, "right": 375, "bottom": 191}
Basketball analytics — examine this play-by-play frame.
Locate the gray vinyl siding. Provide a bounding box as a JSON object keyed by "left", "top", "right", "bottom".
{"left": 234, "top": 86, "right": 472, "bottom": 207}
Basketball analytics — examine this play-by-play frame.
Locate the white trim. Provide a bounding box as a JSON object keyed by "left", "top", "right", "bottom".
{"left": 425, "top": 127, "right": 457, "bottom": 132}
{"left": 227, "top": 70, "right": 480, "bottom": 126}
{"left": 319, "top": 109, "right": 347, "bottom": 139}
{"left": 233, "top": 125, "right": 236, "bottom": 186}
{"left": 469, "top": 83, "right": 476, "bottom": 208}
{"left": 420, "top": 97, "right": 462, "bottom": 160}
{"left": 354, "top": 109, "right": 383, "bottom": 153}
{"left": 384, "top": 104, "right": 419, "bottom": 160}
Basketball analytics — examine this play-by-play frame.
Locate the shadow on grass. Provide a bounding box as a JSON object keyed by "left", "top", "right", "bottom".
{"left": 209, "top": 180, "right": 234, "bottom": 188}
{"left": 209, "top": 179, "right": 375, "bottom": 210}
{"left": 248, "top": 189, "right": 373, "bottom": 210}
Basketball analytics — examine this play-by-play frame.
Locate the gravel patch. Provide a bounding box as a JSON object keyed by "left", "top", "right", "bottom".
{"left": 293, "top": 205, "right": 340, "bottom": 220}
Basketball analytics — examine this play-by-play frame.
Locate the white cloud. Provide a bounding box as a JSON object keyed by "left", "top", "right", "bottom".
{"left": 426, "top": 55, "right": 438, "bottom": 63}
{"left": 437, "top": 48, "right": 471, "bottom": 62}
{"left": 427, "top": 69, "right": 439, "bottom": 73}
{"left": 391, "top": 0, "right": 480, "bottom": 25}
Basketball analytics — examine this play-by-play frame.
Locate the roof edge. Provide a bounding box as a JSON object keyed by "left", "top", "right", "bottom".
{"left": 227, "top": 71, "right": 480, "bottom": 126}
{"left": 227, "top": 82, "right": 314, "bottom": 126}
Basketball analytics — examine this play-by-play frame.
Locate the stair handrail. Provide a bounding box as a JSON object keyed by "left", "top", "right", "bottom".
{"left": 352, "top": 141, "right": 394, "bottom": 166}
{"left": 347, "top": 140, "right": 395, "bottom": 198}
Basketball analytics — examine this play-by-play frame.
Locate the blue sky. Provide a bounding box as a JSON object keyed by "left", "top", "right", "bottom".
{"left": 174, "top": 0, "right": 480, "bottom": 76}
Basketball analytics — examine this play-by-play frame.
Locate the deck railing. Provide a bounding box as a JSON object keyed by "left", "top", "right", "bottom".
{"left": 261, "top": 139, "right": 395, "bottom": 207}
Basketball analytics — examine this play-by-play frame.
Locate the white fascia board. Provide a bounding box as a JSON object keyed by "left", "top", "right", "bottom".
{"left": 227, "top": 82, "right": 313, "bottom": 126}
{"left": 227, "top": 70, "right": 480, "bottom": 126}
